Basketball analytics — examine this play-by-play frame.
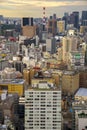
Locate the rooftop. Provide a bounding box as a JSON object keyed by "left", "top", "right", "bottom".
{"left": 0, "top": 79, "right": 25, "bottom": 84}
{"left": 28, "top": 86, "right": 61, "bottom": 91}
{"left": 63, "top": 70, "right": 78, "bottom": 75}
{"left": 75, "top": 88, "right": 87, "bottom": 97}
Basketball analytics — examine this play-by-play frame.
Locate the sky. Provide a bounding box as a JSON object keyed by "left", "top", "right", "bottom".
{"left": 0, "top": 0, "right": 87, "bottom": 18}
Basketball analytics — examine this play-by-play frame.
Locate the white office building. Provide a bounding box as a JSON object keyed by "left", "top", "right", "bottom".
{"left": 25, "top": 88, "right": 61, "bottom": 130}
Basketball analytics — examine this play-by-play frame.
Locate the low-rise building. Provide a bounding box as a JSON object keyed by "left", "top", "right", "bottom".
{"left": 72, "top": 88, "right": 87, "bottom": 130}
{"left": 68, "top": 51, "right": 85, "bottom": 70}
{"left": 0, "top": 79, "right": 26, "bottom": 96}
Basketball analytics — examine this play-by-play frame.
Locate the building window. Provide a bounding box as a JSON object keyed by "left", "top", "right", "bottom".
{"left": 40, "top": 111, "right": 45, "bottom": 113}
{"left": 29, "top": 127, "right": 33, "bottom": 129}
{"left": 41, "top": 95, "right": 45, "bottom": 97}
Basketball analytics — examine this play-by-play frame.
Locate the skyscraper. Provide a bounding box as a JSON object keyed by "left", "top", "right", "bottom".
{"left": 46, "top": 37, "right": 56, "bottom": 54}
{"left": 69, "top": 12, "right": 79, "bottom": 29}
{"left": 62, "top": 36, "right": 78, "bottom": 62}
{"left": 62, "top": 12, "right": 69, "bottom": 30}
{"left": 48, "top": 16, "right": 57, "bottom": 35}
{"left": 73, "top": 12, "right": 79, "bottom": 29}
{"left": 22, "top": 17, "right": 36, "bottom": 38}
{"left": 22, "top": 17, "right": 33, "bottom": 26}
{"left": 82, "top": 11, "right": 87, "bottom": 26}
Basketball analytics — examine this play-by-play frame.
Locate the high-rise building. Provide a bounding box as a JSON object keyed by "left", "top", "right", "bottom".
{"left": 22, "top": 17, "right": 36, "bottom": 38}
{"left": 70, "top": 12, "right": 79, "bottom": 29}
{"left": 62, "top": 36, "right": 78, "bottom": 62}
{"left": 62, "top": 13, "right": 69, "bottom": 30}
{"left": 57, "top": 20, "right": 65, "bottom": 33}
{"left": 25, "top": 71, "right": 62, "bottom": 130}
{"left": 25, "top": 90, "right": 61, "bottom": 130}
{"left": 82, "top": 11, "right": 87, "bottom": 25}
{"left": 22, "top": 17, "right": 33, "bottom": 26}
{"left": 46, "top": 37, "right": 56, "bottom": 54}
{"left": 48, "top": 18, "right": 57, "bottom": 35}
{"left": 22, "top": 26, "right": 36, "bottom": 38}
{"left": 73, "top": 12, "right": 79, "bottom": 29}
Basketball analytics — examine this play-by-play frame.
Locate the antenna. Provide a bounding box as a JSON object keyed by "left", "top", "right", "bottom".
{"left": 43, "top": 7, "right": 46, "bottom": 31}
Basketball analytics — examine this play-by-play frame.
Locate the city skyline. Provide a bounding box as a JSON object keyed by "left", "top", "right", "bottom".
{"left": 0, "top": 0, "right": 87, "bottom": 18}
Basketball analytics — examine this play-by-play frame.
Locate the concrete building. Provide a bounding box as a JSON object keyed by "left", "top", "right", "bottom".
{"left": 51, "top": 69, "right": 63, "bottom": 87}
{"left": 23, "top": 68, "right": 40, "bottom": 85}
{"left": 73, "top": 12, "right": 79, "bottom": 29}
{"left": 0, "top": 79, "right": 26, "bottom": 96}
{"left": 80, "top": 26, "right": 87, "bottom": 34}
{"left": 47, "top": 19, "right": 57, "bottom": 35}
{"left": 72, "top": 88, "right": 87, "bottom": 130}
{"left": 57, "top": 20, "right": 65, "bottom": 33}
{"left": 5, "top": 41, "right": 19, "bottom": 55}
{"left": 79, "top": 70, "right": 87, "bottom": 88}
{"left": 62, "top": 70, "right": 79, "bottom": 95}
{"left": 69, "top": 12, "right": 79, "bottom": 29}
{"left": 82, "top": 11, "right": 87, "bottom": 25}
{"left": 57, "top": 48, "right": 63, "bottom": 61}
{"left": 62, "top": 36, "right": 78, "bottom": 62}
{"left": 68, "top": 51, "right": 85, "bottom": 70}
{"left": 82, "top": 20, "right": 87, "bottom": 26}
{"left": 22, "top": 26, "right": 36, "bottom": 38}
{"left": 46, "top": 37, "right": 56, "bottom": 54}
{"left": 22, "top": 17, "right": 36, "bottom": 38}
{"left": 80, "top": 26, "right": 86, "bottom": 33}
{"left": 22, "top": 17, "right": 33, "bottom": 26}
{"left": 25, "top": 71, "right": 61, "bottom": 130}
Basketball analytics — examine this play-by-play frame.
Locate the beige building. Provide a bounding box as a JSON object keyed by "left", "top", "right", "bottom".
{"left": 23, "top": 68, "right": 40, "bottom": 85}
{"left": 22, "top": 25, "right": 36, "bottom": 38}
{"left": 80, "top": 26, "right": 87, "bottom": 33}
{"left": 57, "top": 48, "right": 63, "bottom": 61}
{"left": 57, "top": 20, "right": 65, "bottom": 33}
{"left": 62, "top": 71, "right": 79, "bottom": 95}
{"left": 51, "top": 69, "right": 63, "bottom": 87}
{"left": 80, "top": 26, "right": 85, "bottom": 33}
{"left": 62, "top": 36, "right": 78, "bottom": 62}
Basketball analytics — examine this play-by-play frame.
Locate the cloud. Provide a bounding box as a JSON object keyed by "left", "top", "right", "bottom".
{"left": 0, "top": 0, "right": 87, "bottom": 7}
{"left": 0, "top": 0, "right": 87, "bottom": 17}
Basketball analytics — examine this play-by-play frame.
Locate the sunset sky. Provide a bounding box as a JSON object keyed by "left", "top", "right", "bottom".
{"left": 0, "top": 0, "right": 87, "bottom": 18}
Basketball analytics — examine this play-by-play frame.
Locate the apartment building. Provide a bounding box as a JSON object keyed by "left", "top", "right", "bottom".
{"left": 25, "top": 78, "right": 61, "bottom": 130}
